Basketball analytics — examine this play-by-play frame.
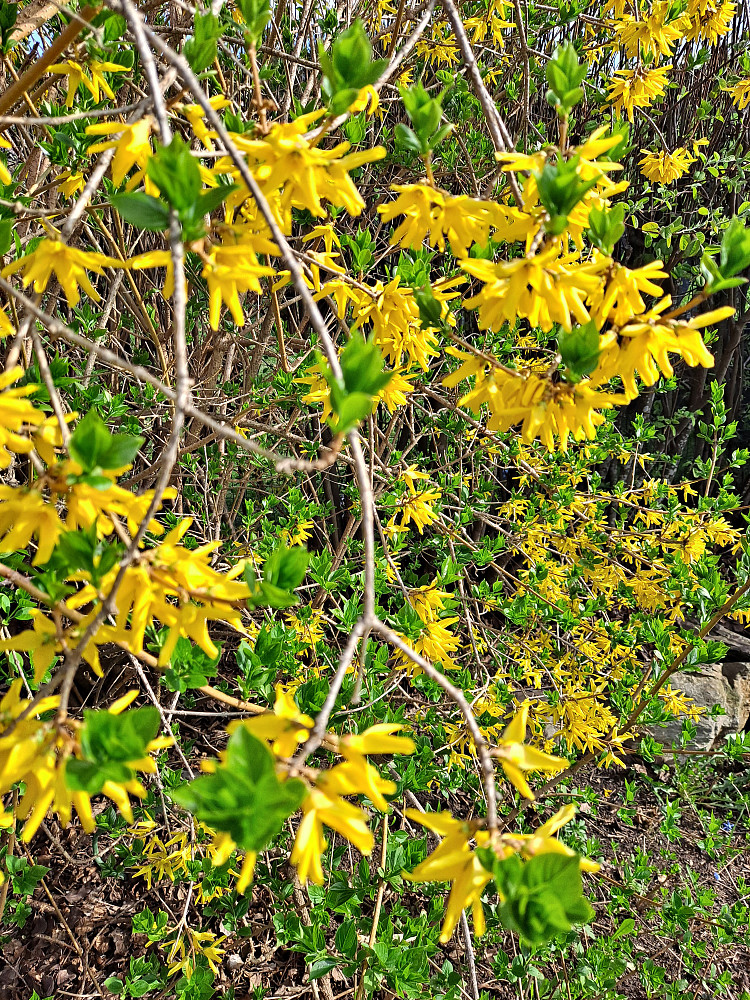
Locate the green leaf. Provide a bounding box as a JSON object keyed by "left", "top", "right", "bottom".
{"left": 68, "top": 410, "right": 144, "bottom": 473}
{"left": 171, "top": 727, "right": 307, "bottom": 852}
{"left": 44, "top": 527, "right": 123, "bottom": 588}
{"left": 558, "top": 322, "right": 601, "bottom": 382}
{"left": 237, "top": 0, "right": 271, "bottom": 44}
{"left": 164, "top": 636, "right": 220, "bottom": 693}
{"left": 719, "top": 217, "right": 750, "bottom": 279}
{"left": 398, "top": 83, "right": 450, "bottom": 154}
{"left": 195, "top": 184, "right": 237, "bottom": 218}
{"left": 309, "top": 957, "right": 339, "bottom": 981}
{"left": 111, "top": 193, "right": 170, "bottom": 231}
{"left": 0, "top": 217, "right": 12, "bottom": 255}
{"left": 586, "top": 203, "right": 625, "bottom": 255}
{"left": 253, "top": 580, "right": 301, "bottom": 609}
{"left": 320, "top": 20, "right": 387, "bottom": 112}
{"left": 0, "top": 0, "right": 17, "bottom": 50}
{"left": 330, "top": 391, "right": 374, "bottom": 433}
{"left": 545, "top": 43, "right": 587, "bottom": 113}
{"left": 535, "top": 156, "right": 598, "bottom": 234}
{"left": 412, "top": 284, "right": 443, "bottom": 329}
{"left": 523, "top": 852, "right": 581, "bottom": 900}
{"left": 184, "top": 11, "right": 223, "bottom": 73}
{"left": 8, "top": 858, "right": 50, "bottom": 895}
{"left": 702, "top": 217, "right": 750, "bottom": 291}
{"left": 128, "top": 980, "right": 157, "bottom": 998}
{"left": 339, "top": 332, "right": 392, "bottom": 397}
{"left": 335, "top": 919, "right": 358, "bottom": 958}
{"left": 66, "top": 758, "right": 132, "bottom": 794}
{"left": 147, "top": 135, "right": 201, "bottom": 213}
{"left": 492, "top": 851, "right": 594, "bottom": 946}
{"left": 611, "top": 917, "right": 636, "bottom": 940}
{"left": 78, "top": 705, "right": 160, "bottom": 767}
{"left": 263, "top": 543, "right": 309, "bottom": 591}
{"left": 394, "top": 123, "right": 424, "bottom": 155}
{"left": 319, "top": 332, "right": 392, "bottom": 432}
{"left": 104, "top": 978, "right": 125, "bottom": 995}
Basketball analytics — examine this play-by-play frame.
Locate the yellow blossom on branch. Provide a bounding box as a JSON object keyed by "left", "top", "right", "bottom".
{"left": 638, "top": 147, "right": 696, "bottom": 184}
{"left": 221, "top": 112, "right": 386, "bottom": 225}
{"left": 49, "top": 57, "right": 128, "bottom": 107}
{"left": 724, "top": 77, "right": 750, "bottom": 109}
{"left": 0, "top": 135, "right": 11, "bottom": 186}
{"left": 685, "top": 0, "right": 735, "bottom": 43}
{"left": 291, "top": 786, "right": 374, "bottom": 884}
{"left": 55, "top": 169, "right": 86, "bottom": 199}
{"left": 404, "top": 810, "right": 493, "bottom": 941}
{"left": 200, "top": 243, "right": 275, "bottom": 330}
{"left": 461, "top": 247, "right": 603, "bottom": 333}
{"left": 86, "top": 117, "right": 156, "bottom": 190}
{"left": 607, "top": 64, "right": 672, "bottom": 121}
{"left": 591, "top": 299, "right": 730, "bottom": 399}
{"left": 490, "top": 702, "right": 567, "bottom": 799}
{"left": 612, "top": 3, "right": 689, "bottom": 59}
{"left": 0, "top": 367, "right": 44, "bottom": 468}
{"left": 377, "top": 183, "right": 503, "bottom": 256}
{"left": 2, "top": 239, "right": 120, "bottom": 306}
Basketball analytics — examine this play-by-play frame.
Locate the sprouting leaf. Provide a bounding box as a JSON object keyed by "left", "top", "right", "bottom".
{"left": 111, "top": 192, "right": 170, "bottom": 232}
{"left": 68, "top": 410, "right": 144, "bottom": 473}
{"left": 171, "top": 727, "right": 306, "bottom": 851}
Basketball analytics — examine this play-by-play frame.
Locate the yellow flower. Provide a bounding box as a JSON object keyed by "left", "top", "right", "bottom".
{"left": 129, "top": 249, "right": 178, "bottom": 299}
{"left": 0, "top": 486, "right": 64, "bottom": 564}
{"left": 2, "top": 239, "right": 119, "bottom": 306}
{"left": 607, "top": 64, "right": 672, "bottom": 121}
{"left": 685, "top": 0, "right": 735, "bottom": 42}
{"left": 201, "top": 243, "right": 274, "bottom": 330}
{"left": 0, "top": 366, "right": 45, "bottom": 467}
{"left": 0, "top": 680, "right": 62, "bottom": 840}
{"left": 179, "top": 95, "right": 231, "bottom": 150}
{"left": 56, "top": 169, "right": 86, "bottom": 199}
{"left": 612, "top": 3, "right": 688, "bottom": 59}
{"left": 376, "top": 367, "right": 416, "bottom": 412}
{"left": 291, "top": 787, "right": 374, "bottom": 885}
{"left": 49, "top": 57, "right": 128, "bottom": 107}
{"left": 221, "top": 112, "right": 386, "bottom": 225}
{"left": 404, "top": 810, "right": 492, "bottom": 941}
{"left": 391, "top": 484, "right": 441, "bottom": 534}
{"left": 592, "top": 299, "right": 728, "bottom": 398}
{"left": 377, "top": 184, "right": 501, "bottom": 256}
{"left": 283, "top": 518, "right": 314, "bottom": 545}
{"left": 323, "top": 756, "right": 397, "bottom": 812}
{"left": 0, "top": 308, "right": 14, "bottom": 338}
{"left": 461, "top": 247, "right": 603, "bottom": 333}
{"left": 164, "top": 927, "right": 226, "bottom": 977}
{"left": 0, "top": 135, "right": 13, "bottom": 185}
{"left": 638, "top": 147, "right": 695, "bottom": 184}
{"left": 350, "top": 277, "right": 442, "bottom": 370}
{"left": 409, "top": 580, "right": 453, "bottom": 624}
{"left": 86, "top": 117, "right": 155, "bottom": 190}
{"left": 491, "top": 702, "right": 567, "bottom": 799}
{"left": 419, "top": 616, "right": 461, "bottom": 668}
{"left": 588, "top": 258, "right": 669, "bottom": 328}
{"left": 0, "top": 610, "right": 59, "bottom": 682}
{"left": 339, "top": 722, "right": 416, "bottom": 757}
{"left": 348, "top": 84, "right": 379, "bottom": 116}
{"left": 239, "top": 685, "right": 314, "bottom": 758}
{"left": 286, "top": 609, "right": 325, "bottom": 647}
{"left": 724, "top": 77, "right": 750, "bottom": 110}
{"left": 497, "top": 804, "right": 600, "bottom": 871}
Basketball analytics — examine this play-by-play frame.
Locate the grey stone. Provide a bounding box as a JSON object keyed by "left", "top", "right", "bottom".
{"left": 645, "top": 661, "right": 750, "bottom": 750}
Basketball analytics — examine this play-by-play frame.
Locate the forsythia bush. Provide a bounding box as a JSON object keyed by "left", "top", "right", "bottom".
{"left": 0, "top": 0, "right": 749, "bottom": 995}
